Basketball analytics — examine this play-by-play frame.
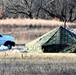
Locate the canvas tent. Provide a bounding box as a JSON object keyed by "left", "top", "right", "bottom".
{"left": 73, "top": 29, "right": 76, "bottom": 34}
{"left": 60, "top": 44, "right": 76, "bottom": 53}
{"left": 26, "top": 26, "right": 76, "bottom": 53}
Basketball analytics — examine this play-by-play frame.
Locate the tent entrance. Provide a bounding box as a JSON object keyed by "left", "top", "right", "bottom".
{"left": 42, "top": 44, "right": 68, "bottom": 53}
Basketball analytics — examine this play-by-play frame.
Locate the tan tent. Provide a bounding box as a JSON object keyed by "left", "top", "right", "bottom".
{"left": 26, "top": 26, "right": 76, "bottom": 53}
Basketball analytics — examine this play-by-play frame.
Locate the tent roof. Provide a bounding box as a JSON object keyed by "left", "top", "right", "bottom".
{"left": 43, "top": 26, "right": 76, "bottom": 46}
{"left": 26, "top": 26, "right": 76, "bottom": 52}
{"left": 73, "top": 29, "right": 76, "bottom": 34}
{"left": 26, "top": 26, "right": 59, "bottom": 47}
{"left": 26, "top": 26, "right": 76, "bottom": 46}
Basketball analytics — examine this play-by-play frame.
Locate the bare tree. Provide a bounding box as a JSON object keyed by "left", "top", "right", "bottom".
{"left": 34, "top": 0, "right": 55, "bottom": 19}
{"left": 39, "top": 0, "right": 76, "bottom": 22}
{"left": 0, "top": 0, "right": 76, "bottom": 22}
{"left": 5, "top": 0, "right": 34, "bottom": 18}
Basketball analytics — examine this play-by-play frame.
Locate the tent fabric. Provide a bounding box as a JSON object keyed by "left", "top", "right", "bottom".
{"left": 73, "top": 29, "right": 76, "bottom": 34}
{"left": 60, "top": 44, "right": 76, "bottom": 53}
{"left": 26, "top": 26, "right": 76, "bottom": 53}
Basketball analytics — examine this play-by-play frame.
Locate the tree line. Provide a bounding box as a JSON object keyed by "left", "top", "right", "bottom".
{"left": 0, "top": 0, "right": 76, "bottom": 22}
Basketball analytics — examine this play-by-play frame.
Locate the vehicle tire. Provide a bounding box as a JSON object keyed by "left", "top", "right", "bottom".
{"left": 7, "top": 44, "right": 12, "bottom": 49}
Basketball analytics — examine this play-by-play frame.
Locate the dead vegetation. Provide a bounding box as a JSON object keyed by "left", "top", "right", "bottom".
{"left": 0, "top": 53, "right": 76, "bottom": 75}
{"left": 0, "top": 18, "right": 76, "bottom": 26}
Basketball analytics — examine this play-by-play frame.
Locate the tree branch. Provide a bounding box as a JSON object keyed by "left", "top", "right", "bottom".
{"left": 41, "top": 7, "right": 64, "bottom": 21}
{"left": 71, "top": 17, "right": 76, "bottom": 22}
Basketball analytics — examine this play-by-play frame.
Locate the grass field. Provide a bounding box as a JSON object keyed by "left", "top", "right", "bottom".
{"left": 0, "top": 19, "right": 76, "bottom": 74}
{"left": 0, "top": 52, "right": 76, "bottom": 75}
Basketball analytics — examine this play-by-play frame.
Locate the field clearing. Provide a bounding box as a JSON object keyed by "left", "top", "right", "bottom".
{"left": 0, "top": 53, "right": 76, "bottom": 75}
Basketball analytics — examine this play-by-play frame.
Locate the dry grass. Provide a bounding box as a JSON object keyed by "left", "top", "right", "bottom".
{"left": 0, "top": 18, "right": 64, "bottom": 26}
{"left": 0, "top": 18, "right": 76, "bottom": 26}
{"left": 0, "top": 50, "right": 76, "bottom": 59}
{"left": 0, "top": 52, "right": 76, "bottom": 75}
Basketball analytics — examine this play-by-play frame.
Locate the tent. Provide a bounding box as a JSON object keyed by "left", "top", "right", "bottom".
{"left": 72, "top": 29, "right": 76, "bottom": 34}
{"left": 60, "top": 44, "right": 76, "bottom": 53}
{"left": 26, "top": 26, "right": 76, "bottom": 53}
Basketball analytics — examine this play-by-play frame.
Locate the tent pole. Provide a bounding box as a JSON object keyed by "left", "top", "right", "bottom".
{"left": 64, "top": 20, "right": 66, "bottom": 29}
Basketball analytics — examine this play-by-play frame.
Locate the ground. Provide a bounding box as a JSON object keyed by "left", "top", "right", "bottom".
{"left": 0, "top": 52, "right": 76, "bottom": 75}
